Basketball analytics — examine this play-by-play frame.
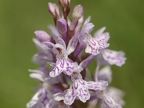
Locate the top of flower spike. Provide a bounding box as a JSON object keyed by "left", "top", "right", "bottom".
{"left": 72, "top": 5, "right": 84, "bottom": 20}
{"left": 58, "top": 0, "right": 70, "bottom": 8}
{"left": 27, "top": 0, "right": 126, "bottom": 108}
{"left": 48, "top": 2, "right": 60, "bottom": 19}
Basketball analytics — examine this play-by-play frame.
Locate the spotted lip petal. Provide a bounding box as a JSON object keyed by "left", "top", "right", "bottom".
{"left": 74, "top": 79, "right": 90, "bottom": 102}
{"left": 64, "top": 72, "right": 90, "bottom": 105}
{"left": 85, "top": 35, "right": 100, "bottom": 55}
{"left": 102, "top": 49, "right": 126, "bottom": 67}
{"left": 101, "top": 94, "right": 122, "bottom": 108}
{"left": 84, "top": 27, "right": 110, "bottom": 55}
{"left": 107, "top": 87, "right": 125, "bottom": 106}
{"left": 85, "top": 80, "right": 108, "bottom": 90}
{"left": 49, "top": 58, "right": 74, "bottom": 77}
{"left": 95, "top": 32, "right": 110, "bottom": 49}
{"left": 94, "top": 27, "right": 109, "bottom": 45}
{"left": 64, "top": 72, "right": 108, "bottom": 105}
{"left": 26, "top": 88, "right": 52, "bottom": 108}
{"left": 64, "top": 86, "right": 77, "bottom": 105}
{"left": 64, "top": 79, "right": 90, "bottom": 105}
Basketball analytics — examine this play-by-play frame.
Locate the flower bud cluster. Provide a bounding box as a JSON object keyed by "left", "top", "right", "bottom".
{"left": 27, "top": 0, "right": 126, "bottom": 108}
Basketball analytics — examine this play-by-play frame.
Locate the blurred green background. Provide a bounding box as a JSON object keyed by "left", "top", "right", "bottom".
{"left": 0, "top": 0, "right": 144, "bottom": 108}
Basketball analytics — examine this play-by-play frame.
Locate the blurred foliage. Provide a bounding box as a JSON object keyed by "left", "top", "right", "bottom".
{"left": 0, "top": 0, "right": 144, "bottom": 108}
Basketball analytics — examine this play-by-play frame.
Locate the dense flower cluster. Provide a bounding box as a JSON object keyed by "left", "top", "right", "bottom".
{"left": 27, "top": 0, "right": 126, "bottom": 108}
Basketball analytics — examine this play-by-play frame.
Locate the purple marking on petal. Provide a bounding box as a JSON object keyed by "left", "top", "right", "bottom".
{"left": 74, "top": 81, "right": 79, "bottom": 89}
{"left": 49, "top": 65, "right": 61, "bottom": 77}
{"left": 102, "top": 94, "right": 117, "bottom": 108}
{"left": 67, "top": 34, "right": 79, "bottom": 55}
{"left": 78, "top": 86, "right": 90, "bottom": 102}
{"left": 65, "top": 78, "right": 92, "bottom": 104}
{"left": 64, "top": 87, "right": 76, "bottom": 105}
{"left": 78, "top": 79, "right": 85, "bottom": 85}
{"left": 88, "top": 38, "right": 97, "bottom": 46}
{"left": 27, "top": 88, "right": 52, "bottom": 108}
{"left": 49, "top": 58, "right": 75, "bottom": 77}
{"left": 86, "top": 81, "right": 108, "bottom": 90}
{"left": 60, "top": 59, "right": 65, "bottom": 68}
{"left": 102, "top": 49, "right": 126, "bottom": 66}
{"left": 85, "top": 35, "right": 101, "bottom": 55}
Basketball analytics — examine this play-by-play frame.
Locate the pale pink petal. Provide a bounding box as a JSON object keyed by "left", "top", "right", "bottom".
{"left": 102, "top": 49, "right": 126, "bottom": 66}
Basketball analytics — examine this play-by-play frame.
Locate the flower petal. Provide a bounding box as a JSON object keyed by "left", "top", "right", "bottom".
{"left": 97, "top": 66, "right": 112, "bottom": 83}
{"left": 75, "top": 79, "right": 90, "bottom": 103}
{"left": 79, "top": 16, "right": 94, "bottom": 44}
{"left": 84, "top": 16, "right": 91, "bottom": 25}
{"left": 30, "top": 73, "right": 44, "bottom": 82}
{"left": 85, "top": 35, "right": 100, "bottom": 55}
{"left": 49, "top": 25, "right": 66, "bottom": 48}
{"left": 32, "top": 52, "right": 53, "bottom": 63}
{"left": 56, "top": 18, "right": 67, "bottom": 34}
{"left": 94, "top": 27, "right": 106, "bottom": 38}
{"left": 49, "top": 58, "right": 74, "bottom": 77}
{"left": 102, "top": 49, "right": 126, "bottom": 66}
{"left": 53, "top": 92, "right": 65, "bottom": 101}
{"left": 28, "top": 69, "right": 43, "bottom": 74}
{"left": 43, "top": 41, "right": 55, "bottom": 49}
{"left": 79, "top": 23, "right": 94, "bottom": 44}
{"left": 32, "top": 38, "right": 49, "bottom": 52}
{"left": 101, "top": 94, "right": 117, "bottom": 108}
{"left": 85, "top": 81, "right": 108, "bottom": 90}
{"left": 34, "top": 30, "right": 51, "bottom": 42}
{"left": 107, "top": 87, "right": 125, "bottom": 106}
{"left": 27, "top": 88, "right": 52, "bottom": 108}
{"left": 95, "top": 32, "right": 110, "bottom": 49}
{"left": 52, "top": 43, "right": 67, "bottom": 58}
{"left": 67, "top": 34, "right": 79, "bottom": 55}
{"left": 78, "top": 87, "right": 90, "bottom": 103}
{"left": 64, "top": 87, "right": 76, "bottom": 105}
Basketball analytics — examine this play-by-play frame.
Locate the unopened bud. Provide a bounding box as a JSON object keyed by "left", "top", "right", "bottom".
{"left": 56, "top": 18, "right": 67, "bottom": 34}
{"left": 72, "top": 5, "right": 83, "bottom": 20}
{"left": 48, "top": 2, "right": 60, "bottom": 18}
{"left": 58, "top": 0, "right": 70, "bottom": 8}
{"left": 34, "top": 30, "right": 51, "bottom": 42}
